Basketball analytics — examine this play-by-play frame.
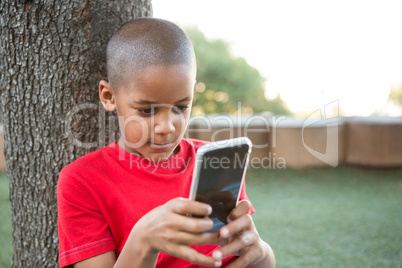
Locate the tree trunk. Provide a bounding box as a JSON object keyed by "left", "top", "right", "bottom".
{"left": 0, "top": 1, "right": 152, "bottom": 267}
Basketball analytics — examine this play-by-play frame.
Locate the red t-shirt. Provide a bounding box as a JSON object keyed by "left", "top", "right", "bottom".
{"left": 57, "top": 138, "right": 254, "bottom": 267}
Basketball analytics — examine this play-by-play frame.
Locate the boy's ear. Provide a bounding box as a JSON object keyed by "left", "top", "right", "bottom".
{"left": 99, "top": 80, "right": 116, "bottom": 112}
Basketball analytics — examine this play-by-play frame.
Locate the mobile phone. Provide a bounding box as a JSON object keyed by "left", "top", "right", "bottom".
{"left": 189, "top": 137, "right": 252, "bottom": 231}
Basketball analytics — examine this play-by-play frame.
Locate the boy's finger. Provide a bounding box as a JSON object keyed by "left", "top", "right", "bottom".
{"left": 227, "top": 200, "right": 251, "bottom": 222}
{"left": 169, "top": 198, "right": 212, "bottom": 216}
{"left": 172, "top": 230, "right": 220, "bottom": 245}
{"left": 175, "top": 214, "right": 214, "bottom": 232}
{"left": 220, "top": 214, "right": 254, "bottom": 239}
{"left": 176, "top": 245, "right": 222, "bottom": 267}
{"left": 213, "top": 230, "right": 259, "bottom": 261}
{"left": 226, "top": 247, "right": 260, "bottom": 268}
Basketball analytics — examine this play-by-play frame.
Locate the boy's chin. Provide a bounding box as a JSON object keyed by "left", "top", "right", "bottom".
{"left": 119, "top": 139, "right": 180, "bottom": 162}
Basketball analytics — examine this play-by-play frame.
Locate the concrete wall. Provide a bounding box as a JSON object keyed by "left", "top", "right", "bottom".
{"left": 270, "top": 124, "right": 345, "bottom": 168}
{"left": 186, "top": 115, "right": 401, "bottom": 168}
{"left": 344, "top": 117, "right": 402, "bottom": 167}
{"left": 0, "top": 115, "right": 401, "bottom": 171}
{"left": 185, "top": 114, "right": 271, "bottom": 162}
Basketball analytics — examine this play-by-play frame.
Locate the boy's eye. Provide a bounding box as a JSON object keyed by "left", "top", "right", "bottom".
{"left": 138, "top": 107, "right": 156, "bottom": 116}
{"left": 173, "top": 105, "right": 189, "bottom": 113}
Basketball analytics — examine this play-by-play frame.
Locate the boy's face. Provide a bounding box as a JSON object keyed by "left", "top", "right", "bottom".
{"left": 100, "top": 64, "right": 195, "bottom": 162}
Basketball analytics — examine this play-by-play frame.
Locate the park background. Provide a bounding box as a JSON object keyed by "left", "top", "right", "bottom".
{"left": 1, "top": 0, "right": 401, "bottom": 267}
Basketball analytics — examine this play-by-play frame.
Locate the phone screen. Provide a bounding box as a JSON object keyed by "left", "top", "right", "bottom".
{"left": 195, "top": 143, "right": 250, "bottom": 231}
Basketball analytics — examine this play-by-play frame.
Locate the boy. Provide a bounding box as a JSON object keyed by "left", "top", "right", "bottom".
{"left": 58, "top": 18, "right": 275, "bottom": 268}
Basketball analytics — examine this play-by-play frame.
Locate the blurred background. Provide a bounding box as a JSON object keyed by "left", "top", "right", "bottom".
{"left": 154, "top": 1, "right": 401, "bottom": 267}
{"left": 153, "top": 0, "right": 402, "bottom": 117}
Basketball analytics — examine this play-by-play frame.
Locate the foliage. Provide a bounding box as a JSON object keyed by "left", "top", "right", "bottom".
{"left": 389, "top": 82, "right": 402, "bottom": 106}
{"left": 185, "top": 28, "right": 291, "bottom": 115}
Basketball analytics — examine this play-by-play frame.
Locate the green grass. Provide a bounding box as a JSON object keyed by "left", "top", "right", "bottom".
{"left": 247, "top": 166, "right": 402, "bottom": 268}
{"left": 0, "top": 173, "right": 11, "bottom": 268}
{"left": 0, "top": 167, "right": 401, "bottom": 267}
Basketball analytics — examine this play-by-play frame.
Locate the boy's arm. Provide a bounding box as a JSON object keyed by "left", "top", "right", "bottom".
{"left": 74, "top": 251, "right": 116, "bottom": 268}
{"left": 71, "top": 198, "right": 221, "bottom": 268}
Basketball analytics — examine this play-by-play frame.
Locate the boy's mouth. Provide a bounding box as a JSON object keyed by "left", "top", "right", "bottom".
{"left": 150, "top": 142, "right": 175, "bottom": 149}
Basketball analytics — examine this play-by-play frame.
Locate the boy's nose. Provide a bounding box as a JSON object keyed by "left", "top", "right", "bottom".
{"left": 154, "top": 115, "right": 175, "bottom": 135}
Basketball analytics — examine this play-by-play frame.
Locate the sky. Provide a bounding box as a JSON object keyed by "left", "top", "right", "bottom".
{"left": 152, "top": 0, "right": 402, "bottom": 116}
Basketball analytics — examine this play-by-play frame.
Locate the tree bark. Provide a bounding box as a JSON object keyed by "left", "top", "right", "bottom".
{"left": 0, "top": 1, "right": 152, "bottom": 267}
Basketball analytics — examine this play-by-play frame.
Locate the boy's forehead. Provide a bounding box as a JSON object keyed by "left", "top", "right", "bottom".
{"left": 116, "top": 64, "right": 195, "bottom": 100}
{"left": 132, "top": 63, "right": 196, "bottom": 79}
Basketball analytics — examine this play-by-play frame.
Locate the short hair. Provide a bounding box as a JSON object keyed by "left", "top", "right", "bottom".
{"left": 106, "top": 18, "right": 196, "bottom": 89}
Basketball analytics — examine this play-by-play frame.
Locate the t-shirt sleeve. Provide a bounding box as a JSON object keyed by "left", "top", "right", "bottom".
{"left": 57, "top": 168, "right": 116, "bottom": 268}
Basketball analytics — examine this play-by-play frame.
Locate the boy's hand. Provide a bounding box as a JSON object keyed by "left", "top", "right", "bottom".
{"left": 130, "top": 197, "right": 221, "bottom": 267}
{"left": 212, "top": 200, "right": 275, "bottom": 268}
